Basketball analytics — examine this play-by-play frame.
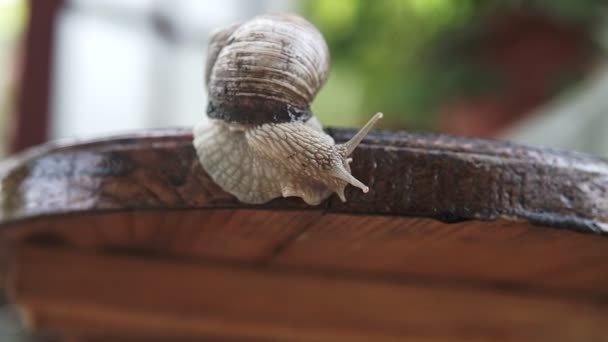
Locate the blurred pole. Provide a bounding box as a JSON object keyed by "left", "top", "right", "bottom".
{"left": 12, "top": 0, "right": 64, "bottom": 152}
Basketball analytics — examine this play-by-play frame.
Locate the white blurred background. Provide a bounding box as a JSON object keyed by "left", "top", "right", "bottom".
{"left": 51, "top": 0, "right": 297, "bottom": 139}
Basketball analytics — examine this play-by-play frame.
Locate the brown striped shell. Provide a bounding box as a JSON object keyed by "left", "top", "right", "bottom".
{"left": 205, "top": 14, "right": 330, "bottom": 125}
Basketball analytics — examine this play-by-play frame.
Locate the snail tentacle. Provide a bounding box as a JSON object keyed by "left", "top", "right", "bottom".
{"left": 341, "top": 112, "right": 383, "bottom": 157}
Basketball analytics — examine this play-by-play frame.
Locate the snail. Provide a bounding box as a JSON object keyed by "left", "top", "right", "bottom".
{"left": 193, "top": 14, "right": 382, "bottom": 205}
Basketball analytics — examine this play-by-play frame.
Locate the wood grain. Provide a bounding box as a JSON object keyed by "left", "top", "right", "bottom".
{"left": 272, "top": 213, "right": 608, "bottom": 296}
{"left": 2, "top": 209, "right": 608, "bottom": 299}
{"left": 10, "top": 245, "right": 608, "bottom": 342}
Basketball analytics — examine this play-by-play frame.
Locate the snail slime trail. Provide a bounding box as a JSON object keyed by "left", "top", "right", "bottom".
{"left": 193, "top": 14, "right": 382, "bottom": 205}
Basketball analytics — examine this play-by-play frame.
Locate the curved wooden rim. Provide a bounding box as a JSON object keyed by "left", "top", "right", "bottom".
{"left": 1, "top": 127, "right": 607, "bottom": 234}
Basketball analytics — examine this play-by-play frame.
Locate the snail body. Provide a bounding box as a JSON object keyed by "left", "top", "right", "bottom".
{"left": 194, "top": 14, "right": 381, "bottom": 205}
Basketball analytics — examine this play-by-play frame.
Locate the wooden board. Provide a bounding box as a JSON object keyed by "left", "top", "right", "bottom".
{"left": 1, "top": 128, "right": 607, "bottom": 231}
{"left": 2, "top": 209, "right": 608, "bottom": 298}
{"left": 1, "top": 128, "right": 608, "bottom": 340}
{"left": 9, "top": 245, "right": 608, "bottom": 341}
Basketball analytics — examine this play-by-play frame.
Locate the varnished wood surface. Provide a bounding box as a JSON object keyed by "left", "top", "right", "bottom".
{"left": 1, "top": 128, "right": 607, "bottom": 232}
{"left": 10, "top": 245, "right": 608, "bottom": 342}
{"left": 3, "top": 209, "right": 608, "bottom": 298}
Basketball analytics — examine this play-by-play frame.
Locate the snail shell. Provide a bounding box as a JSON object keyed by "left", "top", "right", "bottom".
{"left": 205, "top": 14, "right": 330, "bottom": 125}
{"left": 194, "top": 14, "right": 381, "bottom": 205}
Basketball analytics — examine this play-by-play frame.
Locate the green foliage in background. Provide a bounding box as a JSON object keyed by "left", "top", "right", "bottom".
{"left": 0, "top": 0, "right": 28, "bottom": 40}
{"left": 0, "top": 0, "right": 28, "bottom": 157}
{"left": 301, "top": 0, "right": 604, "bottom": 128}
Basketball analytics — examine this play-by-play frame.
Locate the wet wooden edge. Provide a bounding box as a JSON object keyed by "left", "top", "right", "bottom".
{"left": 0, "top": 127, "right": 607, "bottom": 234}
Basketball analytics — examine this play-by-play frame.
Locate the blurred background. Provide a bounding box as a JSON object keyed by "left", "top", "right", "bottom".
{"left": 2, "top": 0, "right": 608, "bottom": 158}
{"left": 1, "top": 0, "right": 608, "bottom": 339}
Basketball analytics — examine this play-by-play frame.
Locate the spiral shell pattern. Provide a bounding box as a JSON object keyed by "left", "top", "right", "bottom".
{"left": 205, "top": 14, "right": 330, "bottom": 125}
